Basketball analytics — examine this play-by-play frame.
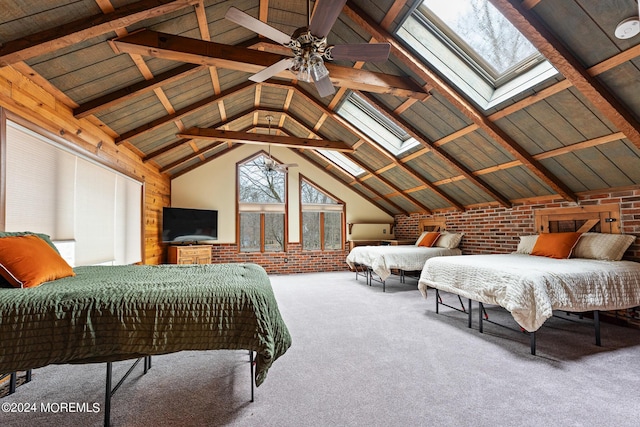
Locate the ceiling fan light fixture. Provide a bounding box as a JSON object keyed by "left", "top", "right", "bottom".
{"left": 309, "top": 53, "right": 329, "bottom": 81}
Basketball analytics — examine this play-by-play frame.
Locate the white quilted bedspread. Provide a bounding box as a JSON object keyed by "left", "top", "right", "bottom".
{"left": 418, "top": 254, "right": 640, "bottom": 332}
{"left": 346, "top": 245, "right": 461, "bottom": 281}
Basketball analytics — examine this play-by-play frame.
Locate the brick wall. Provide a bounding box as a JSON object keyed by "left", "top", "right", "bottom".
{"left": 208, "top": 243, "right": 351, "bottom": 274}
{"left": 395, "top": 188, "right": 640, "bottom": 261}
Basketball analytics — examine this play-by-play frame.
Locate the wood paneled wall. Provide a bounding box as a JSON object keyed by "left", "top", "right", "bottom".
{"left": 0, "top": 66, "right": 170, "bottom": 264}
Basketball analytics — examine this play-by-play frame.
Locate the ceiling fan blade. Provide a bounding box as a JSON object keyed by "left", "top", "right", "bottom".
{"left": 313, "top": 74, "right": 335, "bottom": 97}
{"left": 225, "top": 7, "right": 292, "bottom": 45}
{"left": 249, "top": 58, "right": 294, "bottom": 82}
{"left": 309, "top": 0, "right": 348, "bottom": 38}
{"left": 330, "top": 43, "right": 391, "bottom": 62}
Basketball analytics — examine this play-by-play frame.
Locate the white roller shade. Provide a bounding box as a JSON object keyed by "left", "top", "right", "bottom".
{"left": 5, "top": 121, "right": 75, "bottom": 240}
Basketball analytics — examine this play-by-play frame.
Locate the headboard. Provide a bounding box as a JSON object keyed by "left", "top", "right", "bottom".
{"left": 534, "top": 204, "right": 621, "bottom": 234}
{"left": 418, "top": 218, "right": 447, "bottom": 233}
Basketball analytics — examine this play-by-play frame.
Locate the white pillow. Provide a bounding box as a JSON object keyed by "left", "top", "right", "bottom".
{"left": 514, "top": 235, "right": 538, "bottom": 254}
{"left": 434, "top": 232, "right": 463, "bottom": 249}
{"left": 572, "top": 233, "right": 636, "bottom": 261}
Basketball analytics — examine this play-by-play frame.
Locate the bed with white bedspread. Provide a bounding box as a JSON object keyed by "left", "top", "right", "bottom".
{"left": 418, "top": 253, "right": 640, "bottom": 332}
{"left": 348, "top": 245, "right": 461, "bottom": 282}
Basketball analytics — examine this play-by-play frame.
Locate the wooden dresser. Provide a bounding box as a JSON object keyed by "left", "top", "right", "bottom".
{"left": 167, "top": 245, "right": 212, "bottom": 264}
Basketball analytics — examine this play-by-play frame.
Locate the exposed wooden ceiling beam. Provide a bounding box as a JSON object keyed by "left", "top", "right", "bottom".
{"left": 115, "top": 80, "right": 255, "bottom": 144}
{"left": 177, "top": 128, "right": 354, "bottom": 152}
{"left": 270, "top": 81, "right": 440, "bottom": 213}
{"left": 0, "top": 0, "right": 199, "bottom": 66}
{"left": 343, "top": 0, "right": 578, "bottom": 203}
{"left": 111, "top": 30, "right": 429, "bottom": 100}
{"left": 74, "top": 64, "right": 202, "bottom": 118}
{"left": 358, "top": 91, "right": 511, "bottom": 208}
{"left": 489, "top": 0, "right": 640, "bottom": 151}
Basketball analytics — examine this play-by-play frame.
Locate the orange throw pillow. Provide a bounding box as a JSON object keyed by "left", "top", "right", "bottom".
{"left": 0, "top": 235, "right": 75, "bottom": 288}
{"left": 531, "top": 232, "right": 582, "bottom": 259}
{"left": 417, "top": 232, "right": 441, "bottom": 247}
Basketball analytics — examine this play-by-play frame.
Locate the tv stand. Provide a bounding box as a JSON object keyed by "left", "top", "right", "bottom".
{"left": 167, "top": 245, "right": 212, "bottom": 264}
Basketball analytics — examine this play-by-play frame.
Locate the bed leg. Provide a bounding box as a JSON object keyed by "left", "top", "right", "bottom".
{"left": 594, "top": 310, "right": 601, "bottom": 346}
{"left": 104, "top": 362, "right": 112, "bottom": 427}
{"left": 478, "top": 302, "right": 483, "bottom": 332}
{"left": 249, "top": 351, "right": 255, "bottom": 403}
{"left": 144, "top": 356, "right": 152, "bottom": 373}
{"left": 530, "top": 332, "right": 536, "bottom": 355}
{"left": 468, "top": 299, "right": 473, "bottom": 329}
{"left": 9, "top": 372, "right": 16, "bottom": 394}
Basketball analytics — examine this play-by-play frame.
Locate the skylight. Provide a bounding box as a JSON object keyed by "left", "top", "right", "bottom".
{"left": 421, "top": 0, "right": 540, "bottom": 81}
{"left": 318, "top": 150, "right": 365, "bottom": 177}
{"left": 396, "top": 0, "right": 558, "bottom": 110}
{"left": 337, "top": 92, "right": 419, "bottom": 155}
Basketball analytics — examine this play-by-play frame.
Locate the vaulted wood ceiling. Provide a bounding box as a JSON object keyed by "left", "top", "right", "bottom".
{"left": 1, "top": 0, "right": 639, "bottom": 216}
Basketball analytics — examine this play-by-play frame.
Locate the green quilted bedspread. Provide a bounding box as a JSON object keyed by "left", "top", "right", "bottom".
{"left": 0, "top": 263, "right": 291, "bottom": 386}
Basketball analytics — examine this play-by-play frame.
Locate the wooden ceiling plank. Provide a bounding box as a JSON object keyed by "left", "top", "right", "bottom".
{"left": 587, "top": 44, "right": 640, "bottom": 76}
{"left": 380, "top": 0, "right": 409, "bottom": 30}
{"left": 194, "top": 0, "right": 210, "bottom": 41}
{"left": 533, "top": 132, "right": 627, "bottom": 160}
{"left": 111, "top": 30, "right": 429, "bottom": 100}
{"left": 394, "top": 98, "right": 417, "bottom": 115}
{"left": 177, "top": 128, "right": 354, "bottom": 152}
{"left": 115, "top": 80, "right": 255, "bottom": 144}
{"left": 343, "top": 151, "right": 431, "bottom": 214}
{"left": 344, "top": 0, "right": 578, "bottom": 203}
{"left": 358, "top": 91, "right": 510, "bottom": 208}
{"left": 0, "top": 0, "right": 199, "bottom": 66}
{"left": 432, "top": 124, "right": 479, "bottom": 147}
{"left": 488, "top": 80, "right": 573, "bottom": 121}
{"left": 489, "top": 0, "right": 640, "bottom": 151}
{"left": 74, "top": 63, "right": 202, "bottom": 118}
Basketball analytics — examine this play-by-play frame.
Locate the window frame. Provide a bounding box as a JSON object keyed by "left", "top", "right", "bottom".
{"left": 396, "top": 0, "right": 558, "bottom": 110}
{"left": 299, "top": 175, "right": 345, "bottom": 251}
{"left": 236, "top": 151, "right": 288, "bottom": 253}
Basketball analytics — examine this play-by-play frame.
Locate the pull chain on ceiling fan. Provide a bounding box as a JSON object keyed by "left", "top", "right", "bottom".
{"left": 225, "top": 0, "right": 391, "bottom": 97}
{"left": 264, "top": 115, "right": 298, "bottom": 173}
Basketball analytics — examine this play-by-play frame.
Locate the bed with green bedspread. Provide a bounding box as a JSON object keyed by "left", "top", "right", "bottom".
{"left": 0, "top": 263, "right": 291, "bottom": 386}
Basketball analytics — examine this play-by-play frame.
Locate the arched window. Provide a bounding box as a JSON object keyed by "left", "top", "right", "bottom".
{"left": 237, "top": 152, "right": 287, "bottom": 252}
{"left": 300, "top": 177, "right": 344, "bottom": 251}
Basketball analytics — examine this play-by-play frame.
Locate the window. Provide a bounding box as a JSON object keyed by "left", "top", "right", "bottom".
{"left": 300, "top": 178, "right": 344, "bottom": 251}
{"left": 397, "top": 0, "right": 558, "bottom": 109}
{"left": 337, "top": 92, "right": 419, "bottom": 156}
{"left": 237, "top": 153, "right": 286, "bottom": 252}
{"left": 317, "top": 149, "right": 365, "bottom": 177}
{"left": 4, "top": 120, "right": 142, "bottom": 266}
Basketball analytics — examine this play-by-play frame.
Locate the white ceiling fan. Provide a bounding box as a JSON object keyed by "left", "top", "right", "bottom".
{"left": 225, "top": 0, "right": 391, "bottom": 97}
{"left": 263, "top": 115, "right": 298, "bottom": 173}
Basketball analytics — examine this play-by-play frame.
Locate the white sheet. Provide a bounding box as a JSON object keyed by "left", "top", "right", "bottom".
{"left": 346, "top": 245, "right": 461, "bottom": 281}
{"left": 418, "top": 254, "right": 640, "bottom": 332}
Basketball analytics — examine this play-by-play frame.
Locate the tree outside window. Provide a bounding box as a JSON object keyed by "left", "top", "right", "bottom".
{"left": 238, "top": 154, "right": 286, "bottom": 252}
{"left": 300, "top": 178, "right": 344, "bottom": 251}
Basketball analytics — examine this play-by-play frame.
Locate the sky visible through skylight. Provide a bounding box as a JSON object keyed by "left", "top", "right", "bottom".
{"left": 422, "top": 0, "right": 538, "bottom": 75}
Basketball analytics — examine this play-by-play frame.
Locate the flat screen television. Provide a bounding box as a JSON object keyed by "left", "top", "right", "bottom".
{"left": 162, "top": 207, "right": 218, "bottom": 244}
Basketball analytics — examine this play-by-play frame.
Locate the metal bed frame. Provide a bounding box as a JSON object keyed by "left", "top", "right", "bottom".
{"left": 102, "top": 351, "right": 255, "bottom": 426}
{"left": 352, "top": 263, "right": 420, "bottom": 292}
{"left": 434, "top": 288, "right": 601, "bottom": 355}
{"left": 2, "top": 351, "right": 256, "bottom": 427}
